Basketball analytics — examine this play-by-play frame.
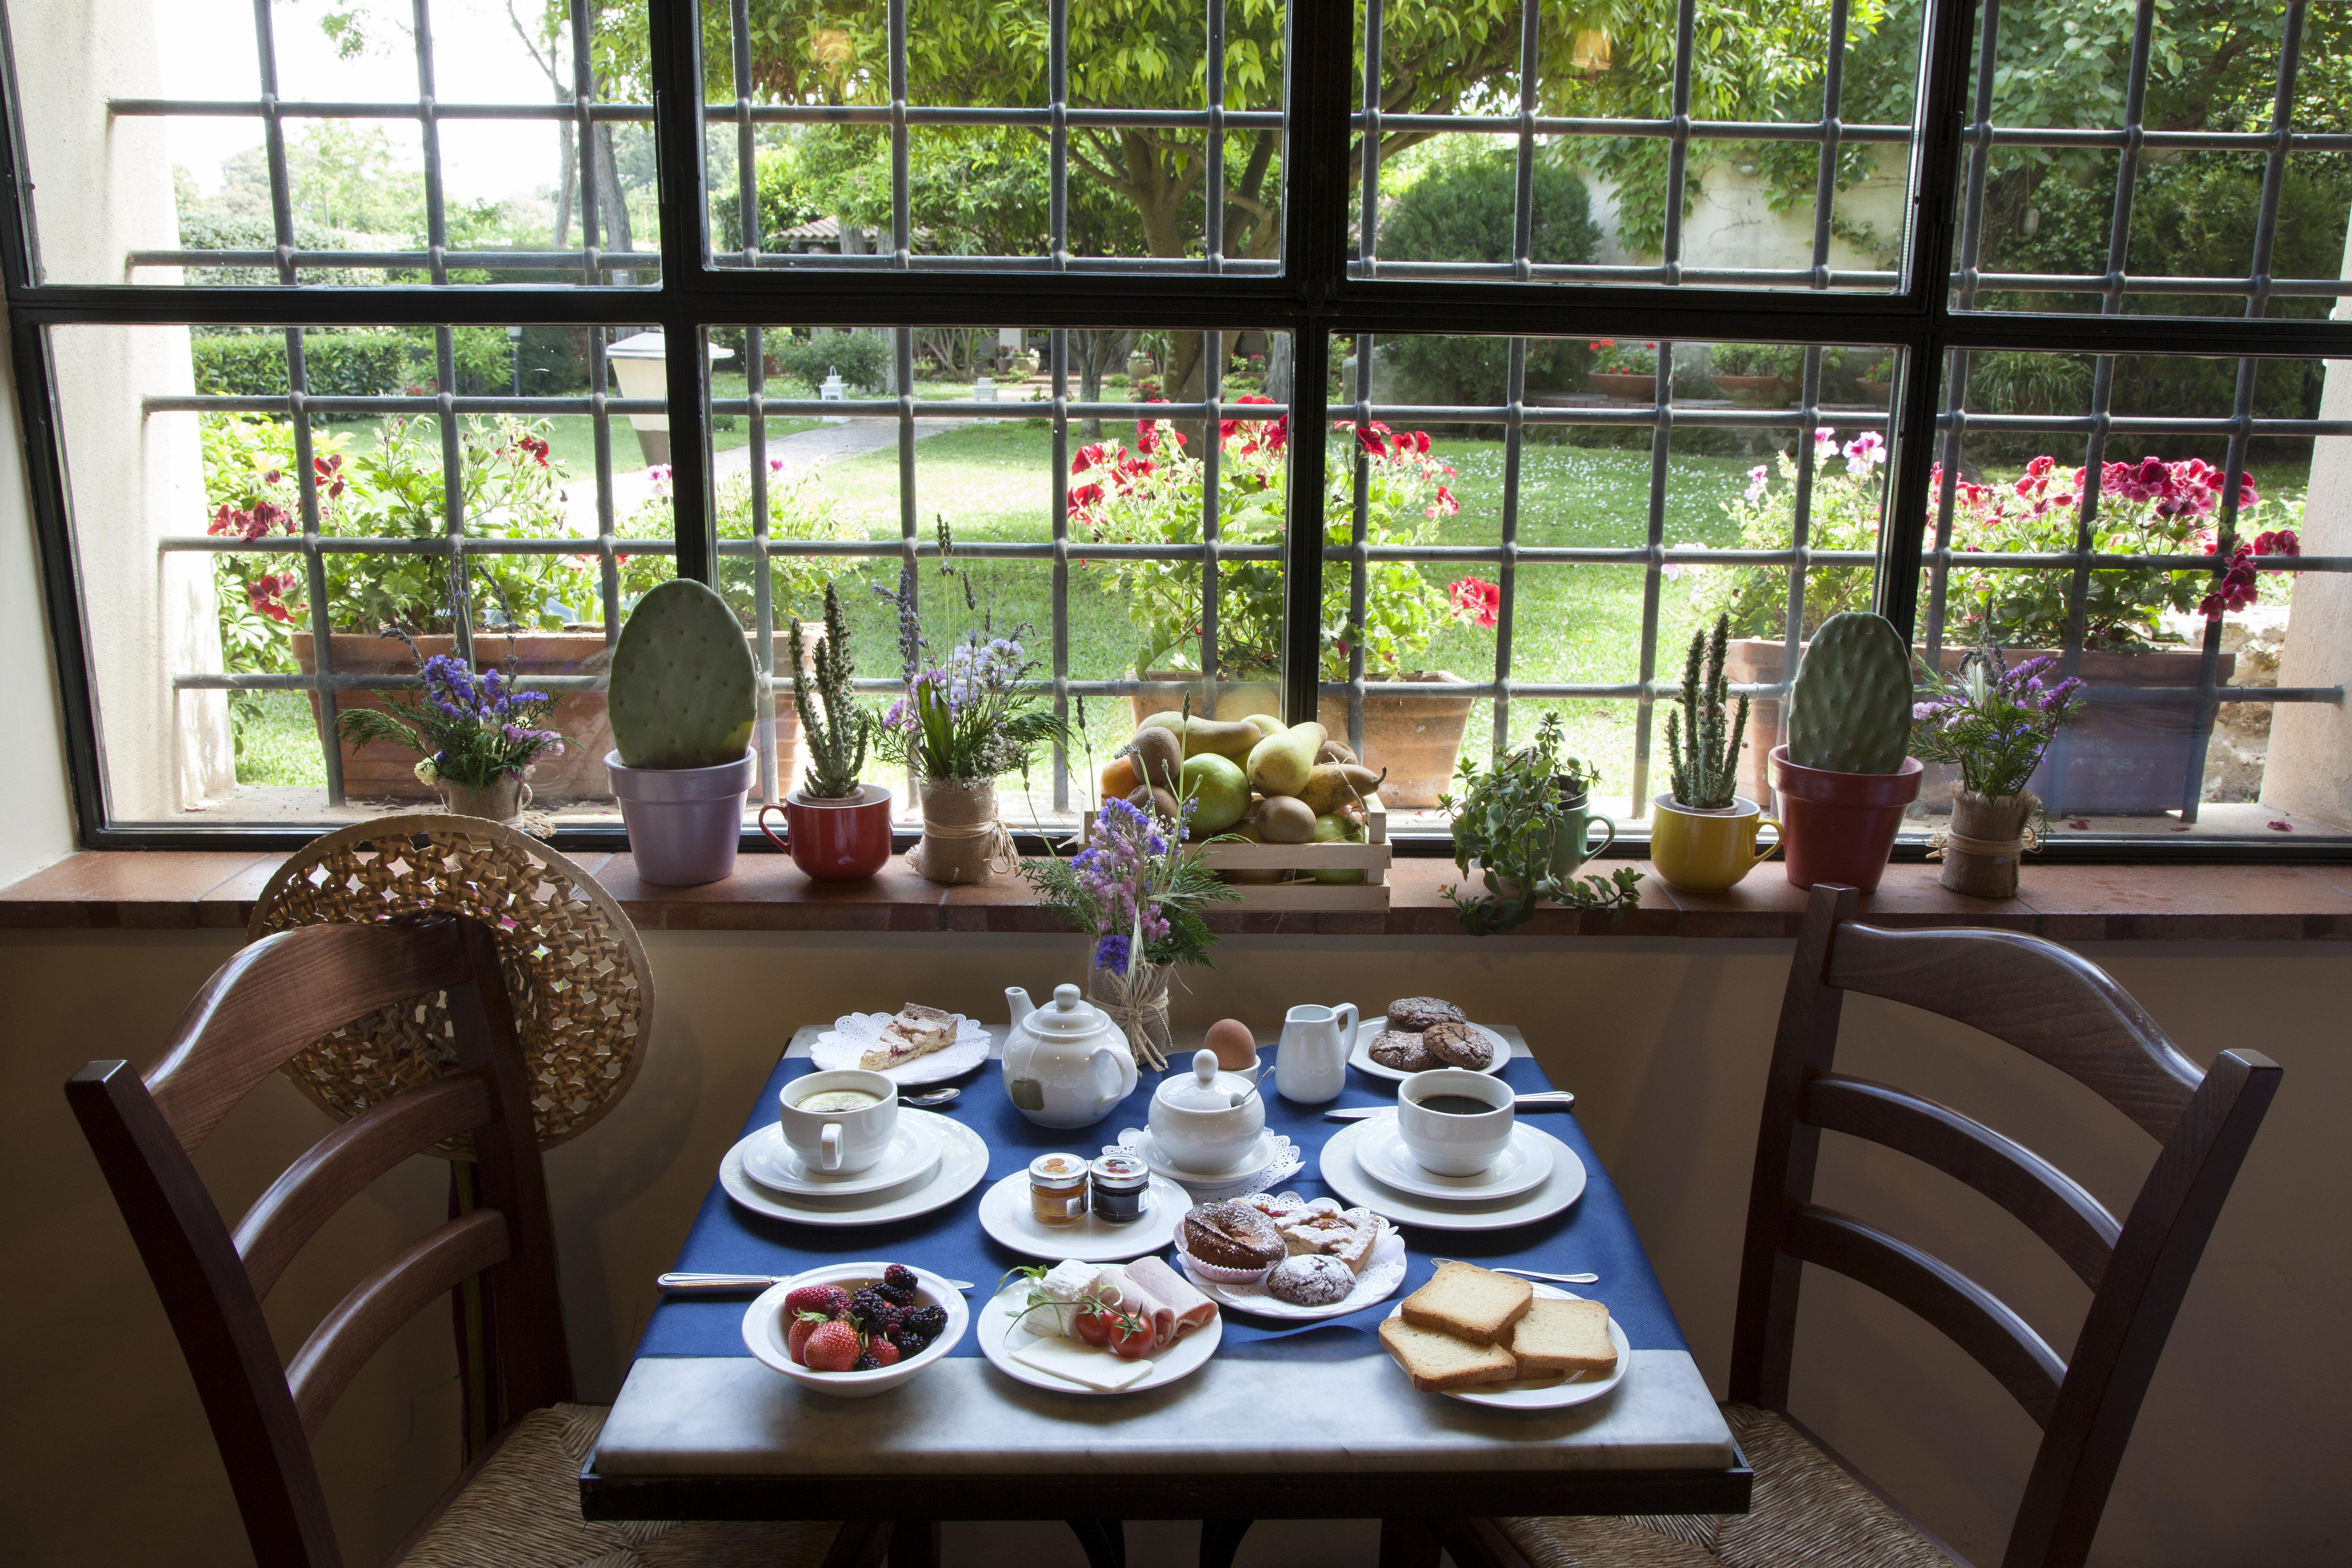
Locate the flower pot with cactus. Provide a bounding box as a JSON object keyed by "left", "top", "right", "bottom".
{"left": 1769, "top": 610, "right": 1924, "bottom": 892}
{"left": 1650, "top": 615, "right": 1782, "bottom": 892}
{"left": 602, "top": 579, "right": 758, "bottom": 886}
{"left": 758, "top": 583, "right": 893, "bottom": 882}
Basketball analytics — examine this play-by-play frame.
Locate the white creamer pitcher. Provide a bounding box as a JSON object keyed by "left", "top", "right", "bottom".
{"left": 1274, "top": 1001, "right": 1358, "bottom": 1104}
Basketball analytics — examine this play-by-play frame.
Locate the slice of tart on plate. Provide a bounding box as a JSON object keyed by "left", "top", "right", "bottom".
{"left": 859, "top": 1003, "right": 959, "bottom": 1071}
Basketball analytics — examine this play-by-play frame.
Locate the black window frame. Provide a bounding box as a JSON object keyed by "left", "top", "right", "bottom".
{"left": 3, "top": 0, "right": 2346, "bottom": 862}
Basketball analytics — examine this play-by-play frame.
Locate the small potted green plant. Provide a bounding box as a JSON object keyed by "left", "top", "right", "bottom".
{"left": 1909, "top": 644, "right": 2086, "bottom": 898}
{"left": 1441, "top": 710, "right": 1640, "bottom": 934}
{"left": 1709, "top": 343, "right": 1804, "bottom": 407}
{"left": 1586, "top": 338, "right": 1659, "bottom": 401}
{"left": 1650, "top": 616, "right": 1781, "bottom": 893}
{"left": 757, "top": 583, "right": 892, "bottom": 882}
{"left": 335, "top": 637, "right": 567, "bottom": 823}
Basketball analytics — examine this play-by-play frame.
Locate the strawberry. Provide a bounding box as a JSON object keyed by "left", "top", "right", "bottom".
{"left": 784, "top": 1284, "right": 850, "bottom": 1320}
{"left": 785, "top": 1310, "right": 833, "bottom": 1366}
{"left": 866, "top": 1335, "right": 902, "bottom": 1368}
{"left": 802, "top": 1319, "right": 862, "bottom": 1373}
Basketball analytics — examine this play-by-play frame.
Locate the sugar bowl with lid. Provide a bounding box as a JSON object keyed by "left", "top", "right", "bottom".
{"left": 1148, "top": 1048, "right": 1266, "bottom": 1174}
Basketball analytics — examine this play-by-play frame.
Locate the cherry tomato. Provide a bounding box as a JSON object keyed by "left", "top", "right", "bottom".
{"left": 1107, "top": 1316, "right": 1157, "bottom": 1360}
{"left": 1072, "top": 1307, "right": 1112, "bottom": 1348}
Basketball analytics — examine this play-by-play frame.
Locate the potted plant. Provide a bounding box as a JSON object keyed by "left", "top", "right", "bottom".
{"left": 1650, "top": 616, "right": 1783, "bottom": 893}
{"left": 603, "top": 579, "right": 759, "bottom": 886}
{"left": 874, "top": 520, "right": 1068, "bottom": 886}
{"left": 757, "top": 582, "right": 892, "bottom": 882}
{"left": 1083, "top": 405, "right": 1495, "bottom": 805}
{"left": 333, "top": 639, "right": 567, "bottom": 823}
{"left": 1441, "top": 709, "right": 1640, "bottom": 934}
{"left": 1586, "top": 338, "right": 1659, "bottom": 401}
{"left": 1769, "top": 611, "right": 1923, "bottom": 892}
{"left": 1910, "top": 645, "right": 2086, "bottom": 898}
{"left": 1709, "top": 343, "right": 1804, "bottom": 407}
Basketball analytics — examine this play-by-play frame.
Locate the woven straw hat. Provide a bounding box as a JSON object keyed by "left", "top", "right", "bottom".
{"left": 248, "top": 814, "right": 654, "bottom": 1153}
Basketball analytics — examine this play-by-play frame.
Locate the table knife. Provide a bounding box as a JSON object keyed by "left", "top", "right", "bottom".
{"left": 659, "top": 1271, "right": 976, "bottom": 1294}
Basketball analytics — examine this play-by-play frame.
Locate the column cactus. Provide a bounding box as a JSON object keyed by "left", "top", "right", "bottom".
{"left": 790, "top": 582, "right": 869, "bottom": 799}
{"left": 1667, "top": 613, "right": 1749, "bottom": 810}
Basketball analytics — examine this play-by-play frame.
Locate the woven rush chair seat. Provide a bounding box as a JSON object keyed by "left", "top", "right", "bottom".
{"left": 1498, "top": 1404, "right": 1957, "bottom": 1568}
{"left": 399, "top": 1402, "right": 839, "bottom": 1568}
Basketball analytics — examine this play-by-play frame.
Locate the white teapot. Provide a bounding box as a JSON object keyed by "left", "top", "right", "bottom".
{"left": 1149, "top": 1049, "right": 1266, "bottom": 1174}
{"left": 1003, "top": 983, "right": 1140, "bottom": 1129}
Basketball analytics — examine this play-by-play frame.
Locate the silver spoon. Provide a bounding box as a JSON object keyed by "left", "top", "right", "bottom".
{"left": 1433, "top": 1260, "right": 1599, "bottom": 1285}
{"left": 899, "top": 1086, "right": 961, "bottom": 1108}
{"left": 658, "top": 1272, "right": 977, "bottom": 1295}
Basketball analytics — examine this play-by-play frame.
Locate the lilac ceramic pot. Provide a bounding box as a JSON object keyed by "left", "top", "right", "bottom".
{"left": 605, "top": 748, "right": 754, "bottom": 886}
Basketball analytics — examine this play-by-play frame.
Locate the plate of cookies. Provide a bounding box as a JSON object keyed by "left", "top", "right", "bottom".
{"left": 1173, "top": 1192, "right": 1408, "bottom": 1321}
{"left": 1352, "top": 997, "right": 1509, "bottom": 1081}
{"left": 1379, "top": 1261, "right": 1628, "bottom": 1409}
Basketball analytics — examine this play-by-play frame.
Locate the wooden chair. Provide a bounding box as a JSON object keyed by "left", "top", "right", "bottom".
{"left": 67, "top": 913, "right": 863, "bottom": 1568}
{"left": 1483, "top": 883, "right": 2281, "bottom": 1568}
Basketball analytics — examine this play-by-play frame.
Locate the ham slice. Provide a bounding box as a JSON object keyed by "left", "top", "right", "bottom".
{"left": 1122, "top": 1255, "right": 1218, "bottom": 1347}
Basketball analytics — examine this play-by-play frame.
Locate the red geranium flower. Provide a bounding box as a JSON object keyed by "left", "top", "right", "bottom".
{"left": 1448, "top": 576, "right": 1501, "bottom": 629}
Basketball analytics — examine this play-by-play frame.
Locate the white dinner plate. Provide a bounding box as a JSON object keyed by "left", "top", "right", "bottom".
{"left": 1349, "top": 1115, "right": 1556, "bottom": 1203}
{"left": 1387, "top": 1284, "right": 1631, "bottom": 1409}
{"left": 1178, "top": 1228, "right": 1410, "bottom": 1323}
{"left": 720, "top": 1111, "right": 987, "bottom": 1227}
{"left": 974, "top": 1171, "right": 1191, "bottom": 1261}
{"left": 1349, "top": 1018, "right": 1512, "bottom": 1081}
{"left": 809, "top": 1014, "right": 993, "bottom": 1086}
{"left": 976, "top": 1281, "right": 1221, "bottom": 1395}
{"left": 1320, "top": 1118, "right": 1587, "bottom": 1232}
{"left": 740, "top": 1117, "right": 943, "bottom": 1198}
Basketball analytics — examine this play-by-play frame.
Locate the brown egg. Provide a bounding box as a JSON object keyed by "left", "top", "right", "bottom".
{"left": 1204, "top": 1017, "right": 1257, "bottom": 1071}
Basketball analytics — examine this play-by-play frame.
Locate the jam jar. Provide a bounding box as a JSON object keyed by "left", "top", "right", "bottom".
{"left": 1027, "top": 1153, "right": 1090, "bottom": 1225}
{"left": 1087, "top": 1154, "right": 1150, "bottom": 1225}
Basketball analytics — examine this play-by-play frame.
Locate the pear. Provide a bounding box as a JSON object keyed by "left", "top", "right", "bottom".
{"left": 1246, "top": 720, "right": 1326, "bottom": 798}
{"left": 1310, "top": 810, "right": 1368, "bottom": 885}
{"left": 1297, "top": 762, "right": 1385, "bottom": 815}
{"left": 1140, "top": 711, "right": 1261, "bottom": 761}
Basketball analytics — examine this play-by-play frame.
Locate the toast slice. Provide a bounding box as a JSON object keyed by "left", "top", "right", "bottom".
{"left": 1379, "top": 1317, "right": 1519, "bottom": 1392}
{"left": 1399, "top": 1260, "right": 1534, "bottom": 1346}
{"left": 1508, "top": 1298, "right": 1617, "bottom": 1378}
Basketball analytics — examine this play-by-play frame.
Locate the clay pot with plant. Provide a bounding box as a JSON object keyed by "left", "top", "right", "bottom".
{"left": 759, "top": 582, "right": 892, "bottom": 883}
{"left": 333, "top": 637, "right": 567, "bottom": 825}
{"left": 1769, "top": 611, "right": 1924, "bottom": 892}
{"left": 1908, "top": 644, "right": 2087, "bottom": 898}
{"left": 603, "top": 580, "right": 760, "bottom": 887}
{"left": 1650, "top": 615, "right": 1782, "bottom": 893}
{"left": 1440, "top": 709, "right": 1639, "bottom": 934}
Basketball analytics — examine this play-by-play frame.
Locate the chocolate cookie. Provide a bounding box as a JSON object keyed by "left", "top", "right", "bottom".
{"left": 1384, "top": 996, "right": 1465, "bottom": 1033}
{"left": 1422, "top": 1018, "right": 1493, "bottom": 1070}
{"left": 1179, "top": 1200, "right": 1287, "bottom": 1271}
{"left": 1368, "top": 1029, "right": 1437, "bottom": 1072}
{"left": 1266, "top": 1253, "right": 1356, "bottom": 1308}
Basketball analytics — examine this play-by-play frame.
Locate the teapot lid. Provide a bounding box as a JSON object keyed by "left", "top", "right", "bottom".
{"left": 1157, "top": 1047, "right": 1254, "bottom": 1110}
{"left": 1026, "top": 982, "right": 1107, "bottom": 1041}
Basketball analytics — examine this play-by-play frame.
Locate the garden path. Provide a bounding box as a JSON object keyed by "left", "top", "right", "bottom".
{"left": 563, "top": 412, "right": 980, "bottom": 532}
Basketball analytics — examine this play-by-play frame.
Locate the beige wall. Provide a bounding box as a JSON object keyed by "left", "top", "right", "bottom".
{"left": 0, "top": 311, "right": 77, "bottom": 886}
{"left": 3, "top": 928, "right": 2343, "bottom": 1568}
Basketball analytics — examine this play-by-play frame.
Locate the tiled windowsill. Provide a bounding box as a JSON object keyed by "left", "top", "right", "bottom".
{"left": 4, "top": 851, "right": 2352, "bottom": 941}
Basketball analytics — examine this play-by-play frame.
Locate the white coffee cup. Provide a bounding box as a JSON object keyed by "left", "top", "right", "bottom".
{"left": 778, "top": 1069, "right": 899, "bottom": 1175}
{"left": 1395, "top": 1068, "right": 1515, "bottom": 1176}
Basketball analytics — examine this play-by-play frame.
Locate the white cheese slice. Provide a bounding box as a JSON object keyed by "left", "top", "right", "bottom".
{"left": 1008, "top": 1332, "right": 1154, "bottom": 1392}
{"left": 1030, "top": 1260, "right": 1100, "bottom": 1337}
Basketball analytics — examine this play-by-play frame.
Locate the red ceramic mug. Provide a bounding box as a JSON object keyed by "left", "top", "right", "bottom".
{"left": 758, "top": 785, "right": 895, "bottom": 882}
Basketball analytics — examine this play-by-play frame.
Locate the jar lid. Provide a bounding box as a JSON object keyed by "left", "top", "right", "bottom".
{"left": 1028, "top": 1152, "right": 1089, "bottom": 1188}
{"left": 1089, "top": 1153, "right": 1149, "bottom": 1188}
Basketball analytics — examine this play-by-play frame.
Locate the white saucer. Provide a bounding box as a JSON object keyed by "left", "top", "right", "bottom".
{"left": 1104, "top": 1128, "right": 1304, "bottom": 1201}
{"left": 976, "top": 1281, "right": 1221, "bottom": 1395}
{"left": 810, "top": 1014, "right": 993, "bottom": 1086}
{"left": 720, "top": 1111, "right": 987, "bottom": 1227}
{"left": 1320, "top": 1118, "right": 1587, "bottom": 1231}
{"left": 1179, "top": 1228, "right": 1410, "bottom": 1322}
{"left": 1387, "top": 1284, "right": 1631, "bottom": 1408}
{"left": 1349, "top": 1115, "right": 1556, "bottom": 1202}
{"left": 975, "top": 1171, "right": 1189, "bottom": 1261}
{"left": 741, "top": 1117, "right": 942, "bottom": 1198}
{"left": 1350, "top": 1019, "right": 1512, "bottom": 1081}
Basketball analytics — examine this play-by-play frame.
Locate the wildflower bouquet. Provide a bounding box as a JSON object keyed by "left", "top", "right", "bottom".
{"left": 1908, "top": 645, "right": 2086, "bottom": 801}
{"left": 335, "top": 641, "right": 567, "bottom": 792}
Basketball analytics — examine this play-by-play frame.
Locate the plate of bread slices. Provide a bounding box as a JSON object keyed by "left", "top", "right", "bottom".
{"left": 1378, "top": 1261, "right": 1627, "bottom": 1408}
{"left": 811, "top": 1005, "right": 991, "bottom": 1085}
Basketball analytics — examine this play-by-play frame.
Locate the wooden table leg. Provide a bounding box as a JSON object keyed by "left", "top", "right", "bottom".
{"left": 1379, "top": 1518, "right": 1442, "bottom": 1568}
{"left": 1199, "top": 1518, "right": 1254, "bottom": 1568}
{"left": 886, "top": 1519, "right": 941, "bottom": 1568}
{"left": 1065, "top": 1518, "right": 1126, "bottom": 1568}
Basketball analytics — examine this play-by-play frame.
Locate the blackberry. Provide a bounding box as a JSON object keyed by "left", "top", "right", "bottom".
{"left": 889, "top": 1328, "right": 927, "bottom": 1359}
{"left": 877, "top": 1282, "right": 916, "bottom": 1308}
{"left": 882, "top": 1264, "right": 920, "bottom": 1295}
{"left": 851, "top": 1352, "right": 881, "bottom": 1372}
{"left": 903, "top": 1305, "right": 949, "bottom": 1340}
{"left": 848, "top": 1286, "right": 894, "bottom": 1329}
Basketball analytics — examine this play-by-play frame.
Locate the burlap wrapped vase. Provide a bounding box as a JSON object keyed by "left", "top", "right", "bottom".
{"left": 1089, "top": 959, "right": 1175, "bottom": 1072}
{"left": 1933, "top": 788, "right": 2041, "bottom": 899}
{"left": 913, "top": 776, "right": 1018, "bottom": 885}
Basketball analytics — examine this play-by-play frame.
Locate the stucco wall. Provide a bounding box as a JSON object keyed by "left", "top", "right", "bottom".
{"left": 3, "top": 928, "right": 2342, "bottom": 1568}
{"left": 0, "top": 312, "right": 77, "bottom": 885}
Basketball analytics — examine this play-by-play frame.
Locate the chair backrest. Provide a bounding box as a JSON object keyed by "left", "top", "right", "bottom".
{"left": 66, "top": 914, "right": 572, "bottom": 1568}
{"left": 1730, "top": 884, "right": 2279, "bottom": 1568}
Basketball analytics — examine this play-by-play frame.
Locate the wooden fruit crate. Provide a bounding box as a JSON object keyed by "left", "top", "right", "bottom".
{"left": 1197, "top": 798, "right": 1392, "bottom": 912}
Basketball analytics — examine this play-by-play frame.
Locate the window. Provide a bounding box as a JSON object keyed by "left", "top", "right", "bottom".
{"left": 7, "top": 0, "right": 2348, "bottom": 852}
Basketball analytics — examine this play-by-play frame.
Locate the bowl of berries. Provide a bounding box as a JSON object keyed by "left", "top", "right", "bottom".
{"left": 743, "top": 1259, "right": 969, "bottom": 1398}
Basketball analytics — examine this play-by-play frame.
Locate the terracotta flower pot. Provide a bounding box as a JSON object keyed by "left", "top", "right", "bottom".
{"left": 1125, "top": 670, "right": 1476, "bottom": 808}
{"left": 1588, "top": 371, "right": 1656, "bottom": 401}
{"left": 758, "top": 784, "right": 895, "bottom": 882}
{"left": 1711, "top": 374, "right": 1795, "bottom": 407}
{"left": 1769, "top": 746, "right": 1922, "bottom": 892}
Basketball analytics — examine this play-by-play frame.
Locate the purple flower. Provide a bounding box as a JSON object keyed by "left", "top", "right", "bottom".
{"left": 1093, "top": 934, "right": 1132, "bottom": 973}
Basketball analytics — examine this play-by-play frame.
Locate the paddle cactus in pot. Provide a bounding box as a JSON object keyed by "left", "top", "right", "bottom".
{"left": 1649, "top": 615, "right": 1780, "bottom": 892}
{"left": 603, "top": 579, "right": 760, "bottom": 885}
{"left": 758, "top": 583, "right": 895, "bottom": 882}
{"left": 1770, "top": 610, "right": 1924, "bottom": 892}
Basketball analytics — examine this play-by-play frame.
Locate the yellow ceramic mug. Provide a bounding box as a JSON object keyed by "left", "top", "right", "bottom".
{"left": 1649, "top": 795, "right": 1781, "bottom": 892}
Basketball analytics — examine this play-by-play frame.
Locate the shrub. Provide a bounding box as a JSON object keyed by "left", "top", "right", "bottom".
{"left": 191, "top": 330, "right": 414, "bottom": 401}
{"left": 767, "top": 330, "right": 892, "bottom": 394}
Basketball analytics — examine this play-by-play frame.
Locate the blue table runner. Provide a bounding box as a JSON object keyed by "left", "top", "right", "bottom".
{"left": 635, "top": 1044, "right": 1690, "bottom": 1358}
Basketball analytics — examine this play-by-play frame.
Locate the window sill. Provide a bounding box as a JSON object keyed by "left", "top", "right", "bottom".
{"left": 3, "top": 852, "right": 2351, "bottom": 942}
